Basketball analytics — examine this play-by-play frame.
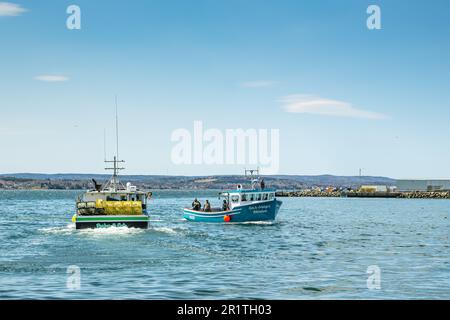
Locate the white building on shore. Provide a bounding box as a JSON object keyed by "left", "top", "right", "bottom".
{"left": 396, "top": 179, "right": 450, "bottom": 192}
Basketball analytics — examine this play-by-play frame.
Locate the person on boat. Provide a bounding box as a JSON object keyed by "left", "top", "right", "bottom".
{"left": 203, "top": 200, "right": 211, "bottom": 212}
{"left": 92, "top": 179, "right": 102, "bottom": 192}
{"left": 222, "top": 200, "right": 229, "bottom": 211}
{"left": 192, "top": 198, "right": 201, "bottom": 211}
{"left": 260, "top": 178, "right": 265, "bottom": 190}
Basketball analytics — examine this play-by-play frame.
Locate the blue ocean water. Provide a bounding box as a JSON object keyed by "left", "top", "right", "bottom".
{"left": 0, "top": 190, "right": 449, "bottom": 299}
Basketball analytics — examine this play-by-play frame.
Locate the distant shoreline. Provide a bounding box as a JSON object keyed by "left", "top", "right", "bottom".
{"left": 0, "top": 174, "right": 395, "bottom": 191}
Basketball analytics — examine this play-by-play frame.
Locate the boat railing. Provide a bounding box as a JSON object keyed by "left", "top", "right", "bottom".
{"left": 186, "top": 206, "right": 231, "bottom": 213}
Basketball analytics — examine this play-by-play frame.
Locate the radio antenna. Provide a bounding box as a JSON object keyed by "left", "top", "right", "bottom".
{"left": 103, "top": 96, "right": 125, "bottom": 192}
{"left": 115, "top": 95, "right": 119, "bottom": 160}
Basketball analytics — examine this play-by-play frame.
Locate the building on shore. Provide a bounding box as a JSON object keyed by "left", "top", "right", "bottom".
{"left": 359, "top": 185, "right": 396, "bottom": 193}
{"left": 396, "top": 179, "right": 450, "bottom": 192}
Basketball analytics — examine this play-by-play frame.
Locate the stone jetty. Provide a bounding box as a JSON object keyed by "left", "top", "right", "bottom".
{"left": 276, "top": 190, "right": 341, "bottom": 197}
{"left": 276, "top": 190, "right": 450, "bottom": 199}
{"left": 397, "top": 191, "right": 450, "bottom": 199}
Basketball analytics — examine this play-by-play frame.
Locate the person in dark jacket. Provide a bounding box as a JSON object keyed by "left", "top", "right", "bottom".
{"left": 192, "top": 198, "right": 201, "bottom": 211}
{"left": 222, "top": 200, "right": 229, "bottom": 211}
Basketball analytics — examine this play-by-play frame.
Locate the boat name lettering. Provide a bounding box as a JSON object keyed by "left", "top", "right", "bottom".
{"left": 95, "top": 223, "right": 127, "bottom": 228}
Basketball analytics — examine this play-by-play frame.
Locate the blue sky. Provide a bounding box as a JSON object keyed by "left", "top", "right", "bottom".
{"left": 1, "top": 0, "right": 450, "bottom": 178}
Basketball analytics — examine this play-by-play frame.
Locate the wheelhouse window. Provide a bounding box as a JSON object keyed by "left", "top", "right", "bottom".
{"left": 269, "top": 193, "right": 274, "bottom": 199}
{"left": 231, "top": 195, "right": 239, "bottom": 203}
{"left": 256, "top": 193, "right": 262, "bottom": 201}
{"left": 263, "top": 193, "right": 268, "bottom": 200}
{"left": 241, "top": 194, "right": 248, "bottom": 202}
{"left": 249, "top": 194, "right": 255, "bottom": 201}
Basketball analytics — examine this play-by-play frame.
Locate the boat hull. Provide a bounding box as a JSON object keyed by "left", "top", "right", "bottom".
{"left": 183, "top": 199, "right": 282, "bottom": 223}
{"left": 74, "top": 215, "right": 149, "bottom": 229}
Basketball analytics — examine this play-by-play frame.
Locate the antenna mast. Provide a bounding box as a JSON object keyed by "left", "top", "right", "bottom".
{"left": 245, "top": 168, "right": 260, "bottom": 190}
{"left": 115, "top": 95, "right": 119, "bottom": 160}
{"left": 103, "top": 96, "right": 125, "bottom": 192}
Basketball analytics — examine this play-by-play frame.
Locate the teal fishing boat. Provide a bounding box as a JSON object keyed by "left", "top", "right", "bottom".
{"left": 183, "top": 170, "right": 282, "bottom": 223}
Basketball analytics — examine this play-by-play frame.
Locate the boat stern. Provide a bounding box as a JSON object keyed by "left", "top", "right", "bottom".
{"left": 74, "top": 214, "right": 149, "bottom": 229}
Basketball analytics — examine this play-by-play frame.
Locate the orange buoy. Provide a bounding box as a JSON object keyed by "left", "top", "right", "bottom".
{"left": 224, "top": 215, "right": 231, "bottom": 222}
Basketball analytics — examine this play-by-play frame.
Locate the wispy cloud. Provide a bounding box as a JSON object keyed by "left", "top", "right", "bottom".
{"left": 34, "top": 75, "right": 69, "bottom": 82}
{"left": 0, "top": 2, "right": 27, "bottom": 16}
{"left": 280, "top": 94, "right": 388, "bottom": 120}
{"left": 240, "top": 80, "right": 276, "bottom": 88}
{"left": 0, "top": 127, "right": 28, "bottom": 135}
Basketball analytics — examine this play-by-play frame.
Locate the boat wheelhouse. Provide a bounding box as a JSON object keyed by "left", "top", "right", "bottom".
{"left": 183, "top": 170, "right": 282, "bottom": 223}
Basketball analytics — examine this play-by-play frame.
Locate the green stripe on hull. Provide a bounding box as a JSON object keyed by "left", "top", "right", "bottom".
{"left": 76, "top": 215, "right": 149, "bottom": 222}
